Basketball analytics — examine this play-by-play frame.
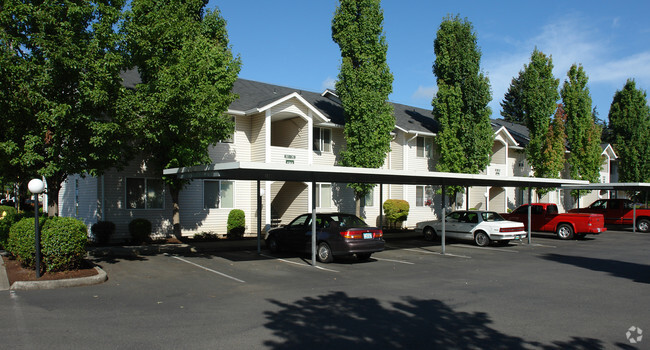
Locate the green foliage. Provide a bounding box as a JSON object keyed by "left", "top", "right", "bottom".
{"left": 501, "top": 74, "right": 525, "bottom": 124}
{"left": 227, "top": 209, "right": 246, "bottom": 240}
{"left": 519, "top": 49, "right": 560, "bottom": 181}
{"left": 382, "top": 199, "right": 409, "bottom": 228}
{"left": 91, "top": 221, "right": 116, "bottom": 245}
{"left": 608, "top": 79, "right": 650, "bottom": 182}
{"left": 0, "top": 1, "right": 132, "bottom": 212}
{"left": 332, "top": 0, "right": 394, "bottom": 200}
{"left": 536, "top": 105, "right": 567, "bottom": 198}
{"left": 0, "top": 206, "right": 19, "bottom": 249}
{"left": 41, "top": 217, "right": 88, "bottom": 272}
{"left": 561, "top": 64, "right": 603, "bottom": 194}
{"left": 128, "top": 218, "right": 152, "bottom": 244}
{"left": 432, "top": 15, "right": 493, "bottom": 201}
{"left": 6, "top": 217, "right": 46, "bottom": 268}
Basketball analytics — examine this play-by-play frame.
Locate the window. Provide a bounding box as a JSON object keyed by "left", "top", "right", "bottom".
{"left": 416, "top": 136, "right": 433, "bottom": 158}
{"left": 415, "top": 185, "right": 434, "bottom": 207}
{"left": 316, "top": 183, "right": 332, "bottom": 208}
{"left": 204, "top": 180, "right": 234, "bottom": 209}
{"left": 219, "top": 116, "right": 236, "bottom": 143}
{"left": 313, "top": 127, "right": 332, "bottom": 152}
{"left": 361, "top": 188, "right": 374, "bottom": 207}
{"left": 126, "top": 178, "right": 164, "bottom": 209}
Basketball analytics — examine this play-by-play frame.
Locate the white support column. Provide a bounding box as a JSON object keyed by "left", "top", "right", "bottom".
{"left": 265, "top": 109, "right": 272, "bottom": 163}
{"left": 308, "top": 111, "right": 313, "bottom": 165}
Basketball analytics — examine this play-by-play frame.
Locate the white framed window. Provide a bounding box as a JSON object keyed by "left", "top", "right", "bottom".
{"left": 416, "top": 136, "right": 433, "bottom": 158}
{"left": 415, "top": 185, "right": 434, "bottom": 207}
{"left": 126, "top": 178, "right": 165, "bottom": 209}
{"left": 313, "top": 127, "right": 332, "bottom": 152}
{"left": 219, "top": 116, "right": 236, "bottom": 143}
{"left": 361, "top": 187, "right": 374, "bottom": 207}
{"left": 316, "top": 183, "right": 332, "bottom": 208}
{"left": 203, "top": 180, "right": 234, "bottom": 209}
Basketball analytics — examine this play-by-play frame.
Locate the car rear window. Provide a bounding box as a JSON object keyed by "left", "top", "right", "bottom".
{"left": 331, "top": 214, "right": 368, "bottom": 227}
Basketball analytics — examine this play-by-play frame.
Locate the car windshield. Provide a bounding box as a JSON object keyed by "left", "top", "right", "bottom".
{"left": 481, "top": 211, "right": 506, "bottom": 222}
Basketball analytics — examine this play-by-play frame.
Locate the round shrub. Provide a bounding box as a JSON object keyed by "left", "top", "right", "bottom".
{"left": 5, "top": 216, "right": 47, "bottom": 268}
{"left": 383, "top": 199, "right": 410, "bottom": 229}
{"left": 91, "top": 220, "right": 116, "bottom": 245}
{"left": 129, "top": 218, "right": 152, "bottom": 244}
{"left": 227, "top": 209, "right": 245, "bottom": 240}
{"left": 41, "top": 217, "right": 88, "bottom": 272}
{"left": 0, "top": 206, "right": 19, "bottom": 249}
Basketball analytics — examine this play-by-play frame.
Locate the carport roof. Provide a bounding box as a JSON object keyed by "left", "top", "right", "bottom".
{"left": 562, "top": 183, "right": 650, "bottom": 191}
{"left": 163, "top": 162, "right": 589, "bottom": 188}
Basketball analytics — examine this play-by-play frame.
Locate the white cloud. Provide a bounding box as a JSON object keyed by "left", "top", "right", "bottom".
{"left": 412, "top": 85, "right": 437, "bottom": 100}
{"left": 321, "top": 76, "right": 336, "bottom": 91}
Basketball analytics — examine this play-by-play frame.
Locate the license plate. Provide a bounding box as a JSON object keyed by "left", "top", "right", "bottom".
{"left": 363, "top": 232, "right": 373, "bottom": 239}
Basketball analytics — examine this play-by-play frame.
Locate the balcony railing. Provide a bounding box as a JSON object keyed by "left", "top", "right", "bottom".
{"left": 270, "top": 146, "right": 309, "bottom": 165}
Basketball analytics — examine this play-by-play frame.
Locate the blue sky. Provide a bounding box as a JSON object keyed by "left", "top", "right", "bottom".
{"left": 208, "top": 1, "right": 650, "bottom": 122}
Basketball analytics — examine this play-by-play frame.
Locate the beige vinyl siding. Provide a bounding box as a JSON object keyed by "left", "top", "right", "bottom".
{"left": 271, "top": 117, "right": 308, "bottom": 148}
{"left": 390, "top": 136, "right": 403, "bottom": 170}
{"left": 208, "top": 114, "right": 252, "bottom": 163}
{"left": 270, "top": 181, "right": 309, "bottom": 224}
{"left": 251, "top": 113, "right": 266, "bottom": 162}
{"left": 313, "top": 127, "right": 344, "bottom": 166}
{"left": 492, "top": 142, "right": 506, "bottom": 164}
{"left": 58, "top": 174, "right": 99, "bottom": 233}
{"left": 470, "top": 186, "right": 488, "bottom": 210}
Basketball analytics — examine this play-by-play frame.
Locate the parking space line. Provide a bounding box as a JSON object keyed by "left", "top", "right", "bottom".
{"left": 169, "top": 255, "right": 246, "bottom": 283}
{"left": 374, "top": 257, "right": 415, "bottom": 265}
{"left": 403, "top": 248, "right": 471, "bottom": 259}
{"left": 260, "top": 254, "right": 339, "bottom": 272}
{"left": 453, "top": 245, "right": 519, "bottom": 253}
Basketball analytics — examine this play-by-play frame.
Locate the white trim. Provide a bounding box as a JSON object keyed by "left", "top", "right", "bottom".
{"left": 247, "top": 92, "right": 330, "bottom": 124}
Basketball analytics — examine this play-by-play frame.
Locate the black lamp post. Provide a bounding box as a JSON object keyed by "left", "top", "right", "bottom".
{"left": 28, "top": 178, "right": 45, "bottom": 278}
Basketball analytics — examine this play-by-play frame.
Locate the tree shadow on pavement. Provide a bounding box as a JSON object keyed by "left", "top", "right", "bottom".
{"left": 542, "top": 253, "right": 650, "bottom": 284}
{"left": 263, "top": 291, "right": 604, "bottom": 349}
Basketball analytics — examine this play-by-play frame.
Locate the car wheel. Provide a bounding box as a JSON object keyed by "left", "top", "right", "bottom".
{"left": 556, "top": 224, "right": 574, "bottom": 240}
{"left": 423, "top": 227, "right": 437, "bottom": 241}
{"left": 474, "top": 231, "right": 491, "bottom": 247}
{"left": 636, "top": 218, "right": 650, "bottom": 233}
{"left": 356, "top": 253, "right": 372, "bottom": 261}
{"left": 266, "top": 237, "right": 280, "bottom": 253}
{"left": 317, "top": 242, "right": 334, "bottom": 263}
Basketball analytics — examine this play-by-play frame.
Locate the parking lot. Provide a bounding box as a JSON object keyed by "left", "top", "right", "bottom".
{"left": 2, "top": 229, "right": 648, "bottom": 349}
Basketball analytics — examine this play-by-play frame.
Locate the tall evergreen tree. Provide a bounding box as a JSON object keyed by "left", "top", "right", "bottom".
{"left": 519, "top": 49, "right": 560, "bottom": 187}
{"left": 332, "top": 0, "right": 394, "bottom": 215}
{"left": 0, "top": 0, "right": 130, "bottom": 214}
{"left": 122, "top": 0, "right": 241, "bottom": 237}
{"left": 561, "top": 64, "right": 603, "bottom": 198}
{"left": 608, "top": 79, "right": 650, "bottom": 183}
{"left": 500, "top": 73, "right": 525, "bottom": 124}
{"left": 432, "top": 15, "right": 493, "bottom": 204}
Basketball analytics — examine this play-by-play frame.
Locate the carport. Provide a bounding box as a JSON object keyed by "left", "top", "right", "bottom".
{"left": 164, "top": 162, "right": 588, "bottom": 266}
{"left": 562, "top": 182, "right": 650, "bottom": 233}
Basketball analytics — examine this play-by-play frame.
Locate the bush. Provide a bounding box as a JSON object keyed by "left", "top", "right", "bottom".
{"left": 129, "top": 218, "right": 152, "bottom": 244}
{"left": 0, "top": 206, "right": 19, "bottom": 249}
{"left": 383, "top": 199, "right": 409, "bottom": 229}
{"left": 227, "top": 209, "right": 245, "bottom": 240}
{"left": 41, "top": 217, "right": 88, "bottom": 272}
{"left": 91, "top": 221, "right": 115, "bottom": 245}
{"left": 5, "top": 216, "right": 47, "bottom": 268}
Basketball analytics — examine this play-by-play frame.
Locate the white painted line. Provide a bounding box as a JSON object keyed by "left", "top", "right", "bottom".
{"left": 453, "top": 245, "right": 519, "bottom": 253}
{"left": 170, "top": 255, "right": 245, "bottom": 283}
{"left": 374, "top": 257, "right": 415, "bottom": 265}
{"left": 260, "top": 254, "right": 339, "bottom": 272}
{"left": 403, "top": 248, "right": 471, "bottom": 259}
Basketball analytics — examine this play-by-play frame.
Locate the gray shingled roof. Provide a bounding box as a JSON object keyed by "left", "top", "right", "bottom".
{"left": 491, "top": 119, "right": 530, "bottom": 147}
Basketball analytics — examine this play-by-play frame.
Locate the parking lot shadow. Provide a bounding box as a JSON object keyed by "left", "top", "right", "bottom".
{"left": 262, "top": 291, "right": 604, "bottom": 349}
{"left": 542, "top": 253, "right": 650, "bottom": 284}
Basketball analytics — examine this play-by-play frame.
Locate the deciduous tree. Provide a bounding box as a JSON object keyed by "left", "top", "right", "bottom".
{"left": 122, "top": 0, "right": 241, "bottom": 237}
{"left": 332, "top": 0, "right": 394, "bottom": 215}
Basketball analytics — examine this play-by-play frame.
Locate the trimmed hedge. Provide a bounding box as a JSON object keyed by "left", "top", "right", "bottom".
{"left": 383, "top": 199, "right": 409, "bottom": 228}
{"left": 91, "top": 221, "right": 115, "bottom": 245}
{"left": 227, "top": 209, "right": 245, "bottom": 240}
{"left": 5, "top": 216, "right": 47, "bottom": 268}
{"left": 129, "top": 218, "right": 152, "bottom": 244}
{"left": 41, "top": 217, "right": 88, "bottom": 271}
{"left": 0, "top": 206, "right": 19, "bottom": 249}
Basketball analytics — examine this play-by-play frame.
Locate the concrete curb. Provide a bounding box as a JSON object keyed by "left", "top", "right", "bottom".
{"left": 10, "top": 266, "right": 107, "bottom": 290}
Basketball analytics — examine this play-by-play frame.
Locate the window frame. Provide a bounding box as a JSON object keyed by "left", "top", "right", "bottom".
{"left": 415, "top": 185, "right": 434, "bottom": 207}
{"left": 203, "top": 180, "right": 235, "bottom": 209}
{"left": 416, "top": 136, "right": 433, "bottom": 158}
{"left": 313, "top": 127, "right": 332, "bottom": 153}
{"left": 316, "top": 183, "right": 333, "bottom": 208}
{"left": 125, "top": 177, "right": 165, "bottom": 210}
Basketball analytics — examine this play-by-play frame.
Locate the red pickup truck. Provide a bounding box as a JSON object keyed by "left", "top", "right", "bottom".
{"left": 501, "top": 203, "right": 607, "bottom": 240}
{"left": 568, "top": 199, "right": 650, "bottom": 233}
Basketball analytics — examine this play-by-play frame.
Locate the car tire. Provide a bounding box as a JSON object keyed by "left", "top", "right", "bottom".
{"left": 636, "top": 218, "right": 650, "bottom": 233}
{"left": 575, "top": 233, "right": 586, "bottom": 240}
{"left": 474, "top": 231, "right": 491, "bottom": 247}
{"left": 356, "top": 253, "right": 372, "bottom": 261}
{"left": 423, "top": 227, "right": 437, "bottom": 241}
{"left": 266, "top": 237, "right": 280, "bottom": 253}
{"left": 556, "top": 224, "right": 574, "bottom": 240}
{"left": 317, "top": 242, "right": 334, "bottom": 263}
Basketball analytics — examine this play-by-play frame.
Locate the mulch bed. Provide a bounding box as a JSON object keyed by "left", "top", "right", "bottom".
{"left": 2, "top": 255, "right": 98, "bottom": 285}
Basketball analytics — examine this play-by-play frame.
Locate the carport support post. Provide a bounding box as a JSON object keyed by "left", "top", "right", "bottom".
{"left": 257, "top": 180, "right": 262, "bottom": 254}
{"left": 311, "top": 181, "right": 317, "bottom": 266}
{"left": 528, "top": 187, "right": 533, "bottom": 244}
{"left": 379, "top": 184, "right": 384, "bottom": 230}
{"left": 441, "top": 185, "right": 446, "bottom": 255}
